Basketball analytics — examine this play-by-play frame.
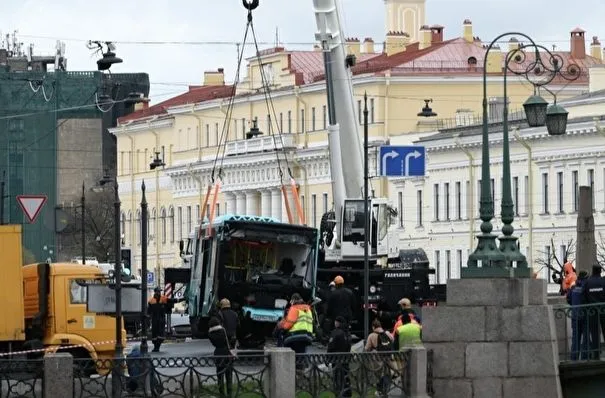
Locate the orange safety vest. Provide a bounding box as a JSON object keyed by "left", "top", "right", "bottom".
{"left": 392, "top": 312, "right": 421, "bottom": 336}
{"left": 149, "top": 295, "right": 168, "bottom": 305}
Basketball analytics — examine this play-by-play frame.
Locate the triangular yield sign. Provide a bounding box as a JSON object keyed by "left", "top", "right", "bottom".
{"left": 16, "top": 195, "right": 48, "bottom": 223}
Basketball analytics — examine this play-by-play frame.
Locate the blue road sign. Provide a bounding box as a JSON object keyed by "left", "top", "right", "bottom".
{"left": 379, "top": 145, "right": 426, "bottom": 177}
{"left": 147, "top": 271, "right": 155, "bottom": 285}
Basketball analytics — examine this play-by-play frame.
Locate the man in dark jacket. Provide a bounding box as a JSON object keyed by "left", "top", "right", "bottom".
{"left": 148, "top": 287, "right": 171, "bottom": 352}
{"left": 327, "top": 316, "right": 352, "bottom": 397}
{"left": 567, "top": 271, "right": 588, "bottom": 360}
{"left": 208, "top": 316, "right": 234, "bottom": 397}
{"left": 327, "top": 276, "right": 355, "bottom": 328}
{"left": 582, "top": 265, "right": 605, "bottom": 360}
{"left": 217, "top": 298, "right": 239, "bottom": 349}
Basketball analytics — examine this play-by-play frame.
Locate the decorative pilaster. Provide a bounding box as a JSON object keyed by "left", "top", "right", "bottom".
{"left": 261, "top": 190, "right": 272, "bottom": 218}
{"left": 245, "top": 191, "right": 260, "bottom": 216}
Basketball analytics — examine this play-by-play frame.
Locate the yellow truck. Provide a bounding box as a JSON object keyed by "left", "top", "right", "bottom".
{"left": 0, "top": 225, "right": 125, "bottom": 365}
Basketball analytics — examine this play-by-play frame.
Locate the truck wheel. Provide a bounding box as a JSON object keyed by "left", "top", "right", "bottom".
{"left": 68, "top": 348, "right": 96, "bottom": 377}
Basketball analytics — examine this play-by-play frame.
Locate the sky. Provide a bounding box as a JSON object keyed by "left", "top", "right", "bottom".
{"left": 1, "top": 0, "right": 604, "bottom": 103}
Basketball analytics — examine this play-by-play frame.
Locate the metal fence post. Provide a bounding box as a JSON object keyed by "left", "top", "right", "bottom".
{"left": 265, "top": 347, "right": 295, "bottom": 398}
{"left": 44, "top": 353, "right": 73, "bottom": 397}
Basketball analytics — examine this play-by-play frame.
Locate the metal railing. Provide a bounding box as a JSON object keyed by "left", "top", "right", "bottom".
{"left": 71, "top": 355, "right": 269, "bottom": 398}
{"left": 295, "top": 351, "right": 412, "bottom": 398}
{"left": 552, "top": 302, "right": 605, "bottom": 361}
{"left": 0, "top": 359, "right": 43, "bottom": 397}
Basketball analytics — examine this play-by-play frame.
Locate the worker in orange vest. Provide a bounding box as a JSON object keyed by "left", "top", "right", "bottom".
{"left": 148, "top": 287, "right": 170, "bottom": 352}
{"left": 561, "top": 258, "right": 577, "bottom": 295}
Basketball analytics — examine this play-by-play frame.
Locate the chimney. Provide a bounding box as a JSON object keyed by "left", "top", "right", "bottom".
{"left": 346, "top": 38, "right": 361, "bottom": 58}
{"left": 385, "top": 31, "right": 410, "bottom": 56}
{"left": 485, "top": 45, "right": 503, "bottom": 73}
{"left": 463, "top": 19, "right": 473, "bottom": 43}
{"left": 590, "top": 36, "right": 602, "bottom": 61}
{"left": 134, "top": 101, "right": 150, "bottom": 111}
{"left": 363, "top": 37, "right": 375, "bottom": 54}
{"left": 508, "top": 37, "right": 520, "bottom": 52}
{"left": 419, "top": 25, "right": 432, "bottom": 50}
{"left": 570, "top": 28, "right": 586, "bottom": 59}
{"left": 204, "top": 68, "right": 225, "bottom": 85}
{"left": 430, "top": 25, "right": 444, "bottom": 44}
{"left": 313, "top": 44, "right": 322, "bottom": 52}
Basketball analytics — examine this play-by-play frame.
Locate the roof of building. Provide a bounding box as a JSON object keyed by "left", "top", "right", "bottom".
{"left": 118, "top": 26, "right": 604, "bottom": 126}
{"left": 118, "top": 84, "right": 234, "bottom": 123}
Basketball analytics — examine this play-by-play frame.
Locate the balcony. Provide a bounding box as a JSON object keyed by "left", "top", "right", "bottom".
{"left": 225, "top": 134, "right": 296, "bottom": 156}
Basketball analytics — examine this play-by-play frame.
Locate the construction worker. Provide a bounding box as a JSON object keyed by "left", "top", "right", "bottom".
{"left": 217, "top": 298, "right": 239, "bottom": 349}
{"left": 561, "top": 258, "right": 577, "bottom": 295}
{"left": 567, "top": 271, "right": 588, "bottom": 360}
{"left": 393, "top": 312, "right": 422, "bottom": 350}
{"left": 391, "top": 298, "right": 421, "bottom": 335}
{"left": 327, "top": 275, "right": 355, "bottom": 328}
{"left": 148, "top": 286, "right": 170, "bottom": 352}
{"left": 278, "top": 293, "right": 314, "bottom": 355}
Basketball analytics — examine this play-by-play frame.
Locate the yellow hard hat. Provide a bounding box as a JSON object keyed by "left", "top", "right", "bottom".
{"left": 334, "top": 275, "right": 344, "bottom": 285}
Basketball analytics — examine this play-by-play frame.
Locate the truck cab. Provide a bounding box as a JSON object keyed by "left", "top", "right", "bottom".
{"left": 22, "top": 263, "right": 125, "bottom": 363}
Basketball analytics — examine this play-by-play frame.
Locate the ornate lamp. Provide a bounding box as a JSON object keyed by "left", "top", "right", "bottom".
{"left": 246, "top": 117, "right": 263, "bottom": 139}
{"left": 523, "top": 95, "right": 548, "bottom": 127}
{"left": 417, "top": 99, "right": 437, "bottom": 117}
{"left": 546, "top": 104, "right": 569, "bottom": 136}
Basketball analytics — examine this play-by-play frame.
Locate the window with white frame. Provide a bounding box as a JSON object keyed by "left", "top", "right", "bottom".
{"left": 444, "top": 182, "right": 450, "bottom": 220}
{"left": 542, "top": 172, "right": 549, "bottom": 214}
{"left": 457, "top": 249, "right": 463, "bottom": 275}
{"left": 433, "top": 184, "right": 440, "bottom": 220}
{"left": 434, "top": 250, "right": 441, "bottom": 284}
{"left": 513, "top": 176, "right": 519, "bottom": 216}
{"left": 455, "top": 181, "right": 461, "bottom": 220}
{"left": 187, "top": 206, "right": 192, "bottom": 236}
{"left": 557, "top": 172, "right": 563, "bottom": 213}
{"left": 177, "top": 207, "right": 183, "bottom": 240}
{"left": 572, "top": 170, "right": 578, "bottom": 212}
{"left": 524, "top": 175, "right": 529, "bottom": 215}
{"left": 323, "top": 193, "right": 328, "bottom": 214}
{"left": 322, "top": 105, "right": 327, "bottom": 129}
{"left": 445, "top": 250, "right": 451, "bottom": 282}
{"left": 311, "top": 107, "right": 316, "bottom": 131}
{"left": 398, "top": 191, "right": 403, "bottom": 227}
{"left": 588, "top": 168, "right": 595, "bottom": 211}
{"left": 287, "top": 111, "right": 292, "bottom": 133}
{"left": 300, "top": 109, "right": 305, "bottom": 133}
{"left": 417, "top": 190, "right": 423, "bottom": 226}
{"left": 311, "top": 194, "right": 317, "bottom": 228}
{"left": 370, "top": 98, "right": 375, "bottom": 123}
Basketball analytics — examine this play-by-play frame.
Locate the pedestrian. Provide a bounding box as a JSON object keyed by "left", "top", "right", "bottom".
{"left": 582, "top": 264, "right": 605, "bottom": 360}
{"left": 278, "top": 293, "right": 314, "bottom": 356}
{"left": 217, "top": 298, "right": 239, "bottom": 349}
{"left": 393, "top": 312, "right": 422, "bottom": 351}
{"left": 327, "top": 276, "right": 355, "bottom": 328}
{"left": 365, "top": 318, "right": 394, "bottom": 396}
{"left": 148, "top": 286, "right": 170, "bottom": 352}
{"left": 567, "top": 271, "right": 589, "bottom": 360}
{"left": 327, "top": 316, "right": 352, "bottom": 397}
{"left": 208, "top": 316, "right": 234, "bottom": 397}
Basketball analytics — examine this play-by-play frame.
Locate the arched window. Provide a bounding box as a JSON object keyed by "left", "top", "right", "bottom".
{"left": 151, "top": 208, "right": 156, "bottom": 242}
{"left": 126, "top": 210, "right": 133, "bottom": 246}
{"left": 120, "top": 212, "right": 126, "bottom": 245}
{"left": 168, "top": 206, "right": 175, "bottom": 243}
{"left": 160, "top": 207, "right": 167, "bottom": 244}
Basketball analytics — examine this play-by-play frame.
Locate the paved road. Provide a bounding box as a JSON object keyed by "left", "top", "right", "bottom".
{"left": 125, "top": 338, "right": 328, "bottom": 357}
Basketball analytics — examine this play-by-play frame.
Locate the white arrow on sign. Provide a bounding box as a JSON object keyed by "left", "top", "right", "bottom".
{"left": 382, "top": 150, "right": 399, "bottom": 175}
{"left": 404, "top": 150, "right": 422, "bottom": 176}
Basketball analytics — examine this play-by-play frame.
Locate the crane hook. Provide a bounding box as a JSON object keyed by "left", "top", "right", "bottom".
{"left": 242, "top": 0, "right": 259, "bottom": 11}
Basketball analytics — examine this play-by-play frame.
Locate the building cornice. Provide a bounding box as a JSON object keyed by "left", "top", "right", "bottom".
{"left": 110, "top": 117, "right": 174, "bottom": 134}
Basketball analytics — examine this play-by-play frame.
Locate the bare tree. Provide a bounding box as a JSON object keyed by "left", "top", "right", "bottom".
{"left": 58, "top": 189, "right": 116, "bottom": 262}
{"left": 596, "top": 232, "right": 605, "bottom": 268}
{"left": 534, "top": 237, "right": 575, "bottom": 285}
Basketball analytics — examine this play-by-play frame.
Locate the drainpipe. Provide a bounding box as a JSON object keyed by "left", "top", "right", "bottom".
{"left": 147, "top": 117, "right": 161, "bottom": 283}
{"left": 514, "top": 128, "right": 533, "bottom": 269}
{"left": 295, "top": 87, "right": 308, "bottom": 148}
{"left": 121, "top": 124, "right": 135, "bottom": 259}
{"left": 454, "top": 134, "right": 475, "bottom": 250}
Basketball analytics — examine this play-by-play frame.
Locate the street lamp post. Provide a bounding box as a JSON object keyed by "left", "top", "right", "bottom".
{"left": 465, "top": 32, "right": 580, "bottom": 278}
{"left": 81, "top": 181, "right": 86, "bottom": 265}
{"left": 99, "top": 173, "right": 122, "bottom": 395}
{"left": 140, "top": 181, "right": 149, "bottom": 355}
{"left": 363, "top": 93, "right": 370, "bottom": 341}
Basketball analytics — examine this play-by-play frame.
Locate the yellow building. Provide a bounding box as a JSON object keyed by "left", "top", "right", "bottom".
{"left": 112, "top": 0, "right": 604, "bottom": 280}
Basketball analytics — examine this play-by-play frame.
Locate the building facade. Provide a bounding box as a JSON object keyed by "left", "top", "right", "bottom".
{"left": 391, "top": 73, "right": 605, "bottom": 292}
{"left": 113, "top": 1, "right": 605, "bottom": 282}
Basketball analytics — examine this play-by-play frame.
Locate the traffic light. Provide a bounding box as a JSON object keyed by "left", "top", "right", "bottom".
{"left": 120, "top": 248, "right": 133, "bottom": 273}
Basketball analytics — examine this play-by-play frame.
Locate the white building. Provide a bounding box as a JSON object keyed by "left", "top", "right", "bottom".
{"left": 391, "top": 67, "right": 605, "bottom": 292}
